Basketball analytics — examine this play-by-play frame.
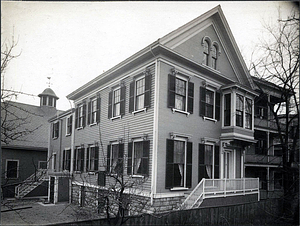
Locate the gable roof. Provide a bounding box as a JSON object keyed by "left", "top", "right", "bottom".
{"left": 67, "top": 5, "right": 255, "bottom": 100}
{"left": 1, "top": 101, "right": 62, "bottom": 149}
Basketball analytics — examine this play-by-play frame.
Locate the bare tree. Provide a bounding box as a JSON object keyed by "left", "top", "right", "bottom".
{"left": 249, "top": 6, "right": 299, "bottom": 224}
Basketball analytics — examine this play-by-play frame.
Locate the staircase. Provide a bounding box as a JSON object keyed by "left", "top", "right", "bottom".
{"left": 15, "top": 169, "right": 49, "bottom": 199}
{"left": 181, "top": 178, "right": 260, "bottom": 210}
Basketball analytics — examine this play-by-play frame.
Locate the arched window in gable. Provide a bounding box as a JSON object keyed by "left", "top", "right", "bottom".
{"left": 211, "top": 42, "right": 220, "bottom": 70}
{"left": 202, "top": 36, "right": 211, "bottom": 66}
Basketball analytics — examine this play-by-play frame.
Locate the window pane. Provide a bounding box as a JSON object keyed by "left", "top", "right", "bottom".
{"left": 175, "top": 95, "right": 185, "bottom": 111}
{"left": 134, "top": 142, "right": 143, "bottom": 174}
{"left": 175, "top": 78, "right": 186, "bottom": 96}
{"left": 136, "top": 94, "right": 144, "bottom": 110}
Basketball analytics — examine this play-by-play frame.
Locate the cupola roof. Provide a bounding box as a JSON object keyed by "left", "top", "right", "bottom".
{"left": 38, "top": 88, "right": 59, "bottom": 99}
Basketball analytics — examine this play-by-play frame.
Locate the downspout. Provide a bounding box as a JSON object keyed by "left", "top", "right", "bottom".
{"left": 47, "top": 122, "right": 52, "bottom": 203}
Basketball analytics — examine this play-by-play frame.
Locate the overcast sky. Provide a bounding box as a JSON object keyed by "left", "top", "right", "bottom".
{"left": 1, "top": 1, "right": 296, "bottom": 110}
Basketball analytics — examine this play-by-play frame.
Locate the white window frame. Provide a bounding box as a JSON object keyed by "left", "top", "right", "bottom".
{"left": 234, "top": 93, "right": 254, "bottom": 131}
{"left": 52, "top": 121, "right": 59, "bottom": 139}
{"left": 131, "top": 138, "right": 145, "bottom": 178}
{"left": 203, "top": 87, "right": 216, "bottom": 121}
{"left": 204, "top": 142, "right": 215, "bottom": 179}
{"left": 90, "top": 98, "right": 98, "bottom": 125}
{"left": 87, "top": 145, "right": 98, "bottom": 172}
{"left": 78, "top": 105, "right": 84, "bottom": 128}
{"left": 170, "top": 136, "right": 189, "bottom": 190}
{"left": 109, "top": 141, "right": 120, "bottom": 174}
{"left": 5, "top": 159, "right": 19, "bottom": 179}
{"left": 172, "top": 74, "right": 189, "bottom": 115}
{"left": 112, "top": 87, "right": 121, "bottom": 119}
{"left": 132, "top": 75, "right": 147, "bottom": 114}
{"left": 66, "top": 115, "right": 72, "bottom": 136}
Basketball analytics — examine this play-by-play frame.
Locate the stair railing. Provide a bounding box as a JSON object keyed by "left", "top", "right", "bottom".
{"left": 181, "top": 178, "right": 205, "bottom": 209}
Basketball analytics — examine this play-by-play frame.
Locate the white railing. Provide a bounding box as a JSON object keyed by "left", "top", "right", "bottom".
{"left": 181, "top": 178, "right": 259, "bottom": 209}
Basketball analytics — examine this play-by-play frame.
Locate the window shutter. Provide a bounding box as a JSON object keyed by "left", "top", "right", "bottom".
{"left": 144, "top": 73, "right": 151, "bottom": 109}
{"left": 98, "top": 171, "right": 106, "bottom": 186}
{"left": 168, "top": 74, "right": 176, "bottom": 109}
{"left": 198, "top": 143, "right": 206, "bottom": 182}
{"left": 186, "top": 142, "right": 193, "bottom": 188}
{"left": 215, "top": 92, "right": 221, "bottom": 121}
{"left": 95, "top": 146, "right": 99, "bottom": 171}
{"left": 214, "top": 145, "right": 219, "bottom": 178}
{"left": 108, "top": 91, "right": 113, "bottom": 119}
{"left": 86, "top": 147, "right": 90, "bottom": 171}
{"left": 62, "top": 150, "right": 66, "bottom": 170}
{"left": 166, "top": 139, "right": 174, "bottom": 189}
{"left": 129, "top": 81, "right": 135, "bottom": 113}
{"left": 187, "top": 82, "right": 194, "bottom": 114}
{"left": 127, "top": 142, "right": 133, "bottom": 175}
{"left": 142, "top": 140, "right": 150, "bottom": 176}
{"left": 107, "top": 145, "right": 111, "bottom": 173}
{"left": 52, "top": 123, "right": 54, "bottom": 138}
{"left": 88, "top": 101, "right": 91, "bottom": 125}
{"left": 117, "top": 143, "right": 124, "bottom": 175}
{"left": 200, "top": 86, "right": 206, "bottom": 116}
{"left": 96, "top": 97, "right": 101, "bottom": 123}
{"left": 81, "top": 147, "right": 84, "bottom": 172}
{"left": 74, "top": 149, "right": 77, "bottom": 171}
{"left": 82, "top": 103, "right": 86, "bottom": 128}
{"left": 75, "top": 107, "right": 79, "bottom": 128}
{"left": 120, "top": 86, "right": 126, "bottom": 116}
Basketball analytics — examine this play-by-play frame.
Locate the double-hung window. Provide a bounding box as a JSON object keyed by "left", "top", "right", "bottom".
{"left": 127, "top": 140, "right": 149, "bottom": 176}
{"left": 66, "top": 115, "right": 72, "bottom": 135}
{"left": 224, "top": 93, "right": 231, "bottom": 126}
{"left": 168, "top": 73, "right": 194, "bottom": 114}
{"left": 87, "top": 145, "right": 99, "bottom": 172}
{"left": 198, "top": 143, "right": 219, "bottom": 181}
{"left": 107, "top": 143, "right": 124, "bottom": 174}
{"left": 108, "top": 86, "right": 125, "bottom": 119}
{"left": 75, "top": 103, "right": 86, "bottom": 129}
{"left": 166, "top": 139, "right": 192, "bottom": 189}
{"left": 88, "top": 96, "right": 101, "bottom": 125}
{"left": 52, "top": 121, "right": 59, "bottom": 139}
{"left": 129, "top": 71, "right": 151, "bottom": 113}
{"left": 245, "top": 98, "right": 252, "bottom": 129}
{"left": 236, "top": 94, "right": 244, "bottom": 127}
{"left": 200, "top": 86, "right": 220, "bottom": 120}
{"left": 203, "top": 40, "right": 209, "bottom": 66}
{"left": 62, "top": 149, "right": 71, "bottom": 171}
{"left": 75, "top": 146, "right": 84, "bottom": 172}
{"left": 6, "top": 160, "right": 19, "bottom": 179}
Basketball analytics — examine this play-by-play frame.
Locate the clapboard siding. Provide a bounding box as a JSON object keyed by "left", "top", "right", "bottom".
{"left": 72, "top": 63, "right": 156, "bottom": 192}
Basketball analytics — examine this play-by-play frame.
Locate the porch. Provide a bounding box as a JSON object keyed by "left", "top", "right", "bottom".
{"left": 181, "top": 178, "right": 259, "bottom": 209}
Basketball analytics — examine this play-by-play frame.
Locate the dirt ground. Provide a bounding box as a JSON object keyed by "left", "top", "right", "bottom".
{"left": 1, "top": 198, "right": 100, "bottom": 225}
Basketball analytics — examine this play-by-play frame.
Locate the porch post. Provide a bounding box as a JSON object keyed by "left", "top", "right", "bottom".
{"left": 243, "top": 177, "right": 245, "bottom": 195}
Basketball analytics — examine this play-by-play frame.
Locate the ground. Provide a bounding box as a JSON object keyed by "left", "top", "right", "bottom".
{"left": 1, "top": 198, "right": 101, "bottom": 225}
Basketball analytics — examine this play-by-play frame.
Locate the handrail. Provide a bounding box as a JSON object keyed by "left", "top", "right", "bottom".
{"left": 181, "top": 178, "right": 204, "bottom": 208}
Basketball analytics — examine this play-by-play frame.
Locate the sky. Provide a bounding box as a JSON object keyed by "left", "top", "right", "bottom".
{"left": 1, "top": 1, "right": 297, "bottom": 110}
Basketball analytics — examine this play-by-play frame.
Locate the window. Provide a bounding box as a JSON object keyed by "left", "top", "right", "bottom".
{"left": 6, "top": 160, "right": 19, "bottom": 179}
{"left": 212, "top": 45, "right": 217, "bottom": 69}
{"left": 236, "top": 94, "right": 244, "bottom": 127}
{"left": 129, "top": 73, "right": 152, "bottom": 113}
{"left": 198, "top": 144, "right": 219, "bottom": 181}
{"left": 88, "top": 96, "right": 100, "bottom": 125}
{"left": 52, "top": 121, "right": 59, "bottom": 139}
{"left": 245, "top": 98, "right": 252, "bottom": 129}
{"left": 224, "top": 94, "right": 231, "bottom": 126}
{"left": 274, "top": 172, "right": 283, "bottom": 190}
{"left": 127, "top": 140, "right": 149, "bottom": 176}
{"left": 75, "top": 103, "right": 86, "bottom": 129}
{"left": 255, "top": 131, "right": 267, "bottom": 155}
{"left": 66, "top": 115, "right": 72, "bottom": 135}
{"left": 255, "top": 95, "right": 268, "bottom": 119}
{"left": 200, "top": 87, "right": 220, "bottom": 120}
{"left": 49, "top": 97, "right": 53, "bottom": 106}
{"left": 42, "top": 96, "right": 47, "bottom": 106}
{"left": 203, "top": 40, "right": 209, "bottom": 66}
{"left": 62, "top": 149, "right": 71, "bottom": 171}
{"left": 52, "top": 153, "right": 57, "bottom": 171}
{"left": 168, "top": 74, "right": 194, "bottom": 114}
{"left": 75, "top": 147, "right": 84, "bottom": 172}
{"left": 107, "top": 143, "right": 124, "bottom": 174}
{"left": 87, "top": 146, "right": 99, "bottom": 172}
{"left": 166, "top": 139, "right": 192, "bottom": 189}
{"left": 38, "top": 161, "right": 47, "bottom": 169}
{"left": 108, "top": 86, "right": 125, "bottom": 119}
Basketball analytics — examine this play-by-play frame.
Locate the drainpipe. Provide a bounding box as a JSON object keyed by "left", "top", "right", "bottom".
{"left": 70, "top": 109, "right": 75, "bottom": 174}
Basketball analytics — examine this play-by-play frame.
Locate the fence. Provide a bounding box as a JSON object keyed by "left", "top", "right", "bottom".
{"left": 48, "top": 198, "right": 284, "bottom": 226}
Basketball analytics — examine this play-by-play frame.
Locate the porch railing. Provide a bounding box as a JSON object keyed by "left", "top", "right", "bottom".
{"left": 181, "top": 178, "right": 259, "bottom": 209}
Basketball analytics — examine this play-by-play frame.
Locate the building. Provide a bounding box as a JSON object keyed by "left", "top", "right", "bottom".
{"left": 1, "top": 87, "right": 61, "bottom": 198}
{"left": 47, "top": 5, "right": 286, "bottom": 212}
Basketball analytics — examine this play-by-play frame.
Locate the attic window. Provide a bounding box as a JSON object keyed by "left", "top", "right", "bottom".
{"left": 203, "top": 40, "right": 209, "bottom": 66}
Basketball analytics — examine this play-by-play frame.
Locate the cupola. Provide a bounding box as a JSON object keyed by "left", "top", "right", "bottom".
{"left": 38, "top": 87, "right": 59, "bottom": 108}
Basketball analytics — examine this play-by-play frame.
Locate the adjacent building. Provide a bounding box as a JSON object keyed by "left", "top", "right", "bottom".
{"left": 1, "top": 87, "right": 61, "bottom": 198}
{"left": 47, "top": 6, "right": 286, "bottom": 211}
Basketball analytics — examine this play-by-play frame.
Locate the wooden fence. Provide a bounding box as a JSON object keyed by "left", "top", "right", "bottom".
{"left": 47, "top": 199, "right": 285, "bottom": 226}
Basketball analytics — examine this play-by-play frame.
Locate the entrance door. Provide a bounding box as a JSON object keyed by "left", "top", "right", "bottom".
{"left": 49, "top": 177, "right": 55, "bottom": 203}
{"left": 223, "top": 150, "right": 234, "bottom": 179}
